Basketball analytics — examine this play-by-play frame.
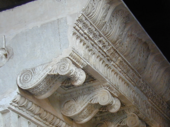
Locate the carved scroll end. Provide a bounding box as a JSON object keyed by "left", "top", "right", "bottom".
{"left": 126, "top": 113, "right": 146, "bottom": 127}
{"left": 17, "top": 57, "right": 86, "bottom": 99}
{"left": 61, "top": 88, "right": 121, "bottom": 124}
{"left": 17, "top": 63, "right": 50, "bottom": 90}
{"left": 57, "top": 58, "right": 86, "bottom": 86}
{"left": 96, "top": 89, "right": 121, "bottom": 113}
{"left": 107, "top": 97, "right": 121, "bottom": 113}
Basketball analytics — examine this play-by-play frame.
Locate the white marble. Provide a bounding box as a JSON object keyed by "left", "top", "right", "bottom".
{"left": 0, "top": 0, "right": 170, "bottom": 127}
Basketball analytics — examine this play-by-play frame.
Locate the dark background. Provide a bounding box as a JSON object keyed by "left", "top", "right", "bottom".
{"left": 123, "top": 0, "right": 170, "bottom": 62}
{"left": 0, "top": 0, "right": 169, "bottom": 62}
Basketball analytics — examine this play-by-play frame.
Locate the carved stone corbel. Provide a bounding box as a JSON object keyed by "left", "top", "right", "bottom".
{"left": 93, "top": 112, "right": 146, "bottom": 127}
{"left": 61, "top": 88, "right": 121, "bottom": 124}
{"left": 126, "top": 113, "right": 146, "bottom": 127}
{"left": 17, "top": 57, "right": 86, "bottom": 99}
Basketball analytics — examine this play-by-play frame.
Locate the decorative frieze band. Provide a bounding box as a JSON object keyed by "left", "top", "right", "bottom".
{"left": 71, "top": 12, "right": 170, "bottom": 126}
{"left": 10, "top": 93, "right": 71, "bottom": 127}
{"left": 83, "top": 0, "right": 170, "bottom": 102}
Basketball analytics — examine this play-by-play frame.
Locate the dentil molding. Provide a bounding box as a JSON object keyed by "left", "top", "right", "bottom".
{"left": 68, "top": 0, "right": 170, "bottom": 126}
{"left": 14, "top": 0, "right": 170, "bottom": 126}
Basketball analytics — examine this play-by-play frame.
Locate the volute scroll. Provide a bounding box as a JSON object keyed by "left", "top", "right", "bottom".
{"left": 56, "top": 58, "right": 86, "bottom": 86}
{"left": 126, "top": 113, "right": 146, "bottom": 127}
{"left": 61, "top": 88, "right": 121, "bottom": 124}
{"left": 17, "top": 57, "right": 86, "bottom": 99}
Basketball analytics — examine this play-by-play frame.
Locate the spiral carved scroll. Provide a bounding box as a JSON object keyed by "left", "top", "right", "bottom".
{"left": 17, "top": 57, "right": 86, "bottom": 99}
{"left": 57, "top": 58, "right": 86, "bottom": 86}
{"left": 61, "top": 88, "right": 121, "bottom": 124}
{"left": 98, "top": 89, "right": 112, "bottom": 106}
{"left": 17, "top": 63, "right": 50, "bottom": 90}
{"left": 18, "top": 70, "right": 34, "bottom": 89}
{"left": 126, "top": 113, "right": 146, "bottom": 127}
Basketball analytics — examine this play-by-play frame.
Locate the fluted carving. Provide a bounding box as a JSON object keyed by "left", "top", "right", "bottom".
{"left": 70, "top": 0, "right": 170, "bottom": 126}
{"left": 73, "top": 12, "right": 170, "bottom": 120}
{"left": 83, "top": 0, "right": 151, "bottom": 74}
{"left": 17, "top": 57, "right": 86, "bottom": 99}
{"left": 61, "top": 88, "right": 121, "bottom": 124}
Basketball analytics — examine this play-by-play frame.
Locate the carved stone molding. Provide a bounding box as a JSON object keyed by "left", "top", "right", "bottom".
{"left": 17, "top": 57, "right": 86, "bottom": 99}
{"left": 82, "top": 0, "right": 170, "bottom": 102}
{"left": 12, "top": 1, "right": 170, "bottom": 127}
{"left": 68, "top": 1, "right": 170, "bottom": 126}
{"left": 61, "top": 88, "right": 121, "bottom": 124}
{"left": 9, "top": 93, "right": 71, "bottom": 127}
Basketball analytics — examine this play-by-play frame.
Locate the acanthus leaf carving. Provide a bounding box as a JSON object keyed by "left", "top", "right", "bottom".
{"left": 72, "top": 10, "right": 170, "bottom": 126}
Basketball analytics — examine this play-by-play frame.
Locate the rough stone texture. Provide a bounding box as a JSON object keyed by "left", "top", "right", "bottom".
{"left": 0, "top": 109, "right": 39, "bottom": 127}
{"left": 0, "top": 0, "right": 89, "bottom": 126}
{"left": 0, "top": 0, "right": 88, "bottom": 100}
{"left": 0, "top": 18, "right": 69, "bottom": 100}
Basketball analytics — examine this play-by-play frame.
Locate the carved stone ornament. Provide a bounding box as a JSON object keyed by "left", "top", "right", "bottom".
{"left": 126, "top": 113, "right": 146, "bottom": 127}
{"left": 61, "top": 88, "right": 121, "bottom": 124}
{"left": 12, "top": 0, "right": 170, "bottom": 126}
{"left": 57, "top": 58, "right": 86, "bottom": 86}
{"left": 93, "top": 112, "right": 146, "bottom": 127}
{"left": 0, "top": 48, "right": 8, "bottom": 67}
{"left": 17, "top": 57, "right": 86, "bottom": 99}
{"left": 0, "top": 36, "right": 13, "bottom": 67}
{"left": 68, "top": 0, "right": 170, "bottom": 126}
{"left": 10, "top": 93, "right": 71, "bottom": 127}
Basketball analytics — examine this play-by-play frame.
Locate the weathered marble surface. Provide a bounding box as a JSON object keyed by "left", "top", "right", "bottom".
{"left": 0, "top": 18, "right": 69, "bottom": 100}
{"left": 0, "top": 0, "right": 90, "bottom": 126}
{"left": 0, "top": 0, "right": 89, "bottom": 100}
{"left": 0, "top": 0, "right": 170, "bottom": 127}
